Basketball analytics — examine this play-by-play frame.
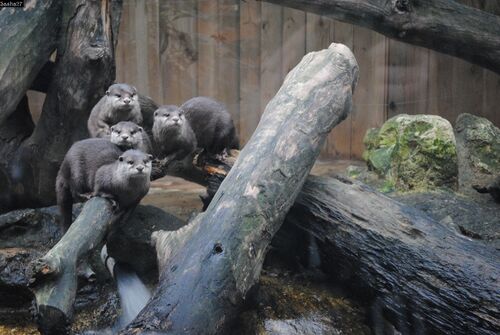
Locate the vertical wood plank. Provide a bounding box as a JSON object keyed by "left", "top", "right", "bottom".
{"left": 144, "top": 0, "right": 161, "bottom": 103}
{"left": 239, "top": 0, "right": 261, "bottom": 145}
{"left": 217, "top": 0, "right": 240, "bottom": 136}
{"left": 260, "top": 2, "right": 283, "bottom": 115}
{"left": 282, "top": 8, "right": 306, "bottom": 78}
{"left": 134, "top": 0, "right": 149, "bottom": 94}
{"left": 427, "top": 52, "right": 454, "bottom": 122}
{"left": 115, "top": 0, "right": 137, "bottom": 86}
{"left": 160, "top": 0, "right": 198, "bottom": 105}
{"left": 197, "top": 0, "right": 218, "bottom": 99}
{"left": 351, "top": 28, "right": 387, "bottom": 158}
{"left": 386, "top": 41, "right": 429, "bottom": 118}
{"left": 329, "top": 21, "right": 354, "bottom": 158}
{"left": 481, "top": 1, "right": 500, "bottom": 127}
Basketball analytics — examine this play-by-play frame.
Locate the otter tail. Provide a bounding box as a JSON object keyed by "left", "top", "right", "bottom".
{"left": 56, "top": 164, "right": 73, "bottom": 231}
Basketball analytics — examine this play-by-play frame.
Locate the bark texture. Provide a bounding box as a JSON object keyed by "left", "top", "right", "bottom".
{"left": 286, "top": 175, "right": 500, "bottom": 335}
{"left": 259, "top": 0, "right": 500, "bottom": 74}
{"left": 29, "top": 198, "right": 114, "bottom": 335}
{"left": 0, "top": 0, "right": 123, "bottom": 211}
{"left": 121, "top": 43, "right": 359, "bottom": 334}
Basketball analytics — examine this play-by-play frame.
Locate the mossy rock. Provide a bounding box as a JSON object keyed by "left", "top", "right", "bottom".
{"left": 455, "top": 113, "right": 500, "bottom": 200}
{"left": 362, "top": 114, "right": 458, "bottom": 192}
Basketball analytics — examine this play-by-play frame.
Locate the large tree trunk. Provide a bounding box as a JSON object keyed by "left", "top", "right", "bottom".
{"left": 0, "top": 0, "right": 123, "bottom": 211}
{"left": 285, "top": 175, "right": 500, "bottom": 335}
{"left": 259, "top": 0, "right": 500, "bottom": 75}
{"left": 120, "top": 43, "right": 359, "bottom": 334}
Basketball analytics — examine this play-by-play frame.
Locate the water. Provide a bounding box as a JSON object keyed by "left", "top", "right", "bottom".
{"left": 113, "top": 264, "right": 152, "bottom": 329}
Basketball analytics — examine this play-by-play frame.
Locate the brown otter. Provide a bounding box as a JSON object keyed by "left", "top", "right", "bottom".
{"left": 56, "top": 139, "right": 152, "bottom": 230}
{"left": 87, "top": 83, "right": 142, "bottom": 138}
{"left": 110, "top": 121, "right": 152, "bottom": 154}
{"left": 152, "top": 105, "right": 197, "bottom": 165}
{"left": 180, "top": 96, "right": 239, "bottom": 154}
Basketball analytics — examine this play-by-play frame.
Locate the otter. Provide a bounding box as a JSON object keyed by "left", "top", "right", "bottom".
{"left": 473, "top": 176, "right": 500, "bottom": 203}
{"left": 180, "top": 96, "right": 239, "bottom": 154}
{"left": 88, "top": 83, "right": 142, "bottom": 138}
{"left": 152, "top": 105, "right": 197, "bottom": 164}
{"left": 56, "top": 139, "right": 152, "bottom": 230}
{"left": 110, "top": 121, "right": 152, "bottom": 154}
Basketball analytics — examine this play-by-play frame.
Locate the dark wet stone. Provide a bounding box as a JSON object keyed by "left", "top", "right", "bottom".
{"left": 392, "top": 191, "right": 499, "bottom": 248}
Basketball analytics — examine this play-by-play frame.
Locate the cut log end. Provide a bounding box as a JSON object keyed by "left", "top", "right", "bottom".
{"left": 36, "top": 305, "right": 70, "bottom": 335}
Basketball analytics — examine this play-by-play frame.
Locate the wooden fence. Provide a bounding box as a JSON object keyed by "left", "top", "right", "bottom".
{"left": 112, "top": 0, "right": 500, "bottom": 159}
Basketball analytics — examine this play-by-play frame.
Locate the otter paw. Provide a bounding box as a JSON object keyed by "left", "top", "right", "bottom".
{"left": 29, "top": 257, "right": 59, "bottom": 285}
{"left": 79, "top": 192, "right": 94, "bottom": 200}
{"left": 93, "top": 192, "right": 119, "bottom": 209}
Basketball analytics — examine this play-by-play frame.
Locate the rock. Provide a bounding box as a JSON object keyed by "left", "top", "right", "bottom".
{"left": 392, "top": 191, "right": 499, "bottom": 248}
{"left": 106, "top": 205, "right": 185, "bottom": 282}
{"left": 363, "top": 114, "right": 458, "bottom": 192}
{"left": 455, "top": 113, "right": 500, "bottom": 202}
{"left": 236, "top": 275, "right": 370, "bottom": 335}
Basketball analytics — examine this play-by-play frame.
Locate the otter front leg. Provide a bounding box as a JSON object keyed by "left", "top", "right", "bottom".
{"left": 92, "top": 192, "right": 119, "bottom": 210}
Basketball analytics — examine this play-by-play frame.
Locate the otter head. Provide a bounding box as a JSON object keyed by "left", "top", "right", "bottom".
{"left": 106, "top": 83, "right": 138, "bottom": 111}
{"left": 110, "top": 121, "right": 144, "bottom": 150}
{"left": 117, "top": 150, "right": 153, "bottom": 181}
{"left": 153, "top": 105, "right": 185, "bottom": 129}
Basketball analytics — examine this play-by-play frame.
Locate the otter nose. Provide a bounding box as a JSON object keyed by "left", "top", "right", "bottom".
{"left": 121, "top": 134, "right": 129, "bottom": 140}
{"left": 123, "top": 98, "right": 131, "bottom": 104}
{"left": 136, "top": 165, "right": 144, "bottom": 172}
{"left": 172, "top": 117, "right": 180, "bottom": 123}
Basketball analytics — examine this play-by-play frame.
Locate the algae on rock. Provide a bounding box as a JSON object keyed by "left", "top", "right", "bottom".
{"left": 455, "top": 113, "right": 500, "bottom": 201}
{"left": 363, "top": 114, "right": 458, "bottom": 192}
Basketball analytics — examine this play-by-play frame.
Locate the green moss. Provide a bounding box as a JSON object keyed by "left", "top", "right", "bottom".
{"left": 362, "top": 114, "right": 458, "bottom": 192}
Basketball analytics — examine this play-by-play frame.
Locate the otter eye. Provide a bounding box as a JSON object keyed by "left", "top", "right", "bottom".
{"left": 127, "top": 160, "right": 134, "bottom": 165}
{"left": 130, "top": 131, "right": 136, "bottom": 135}
{"left": 115, "top": 94, "right": 121, "bottom": 98}
{"left": 143, "top": 159, "right": 149, "bottom": 164}
{"left": 166, "top": 113, "right": 170, "bottom": 117}
{"left": 116, "top": 130, "right": 121, "bottom": 134}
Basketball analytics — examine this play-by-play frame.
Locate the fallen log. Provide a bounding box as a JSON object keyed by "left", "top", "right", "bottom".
{"left": 121, "top": 43, "right": 359, "bottom": 334}
{"left": 29, "top": 197, "right": 115, "bottom": 335}
{"left": 259, "top": 0, "right": 500, "bottom": 75}
{"left": 284, "top": 175, "right": 500, "bottom": 335}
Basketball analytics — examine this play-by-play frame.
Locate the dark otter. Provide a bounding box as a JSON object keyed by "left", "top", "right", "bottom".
{"left": 180, "top": 96, "right": 239, "bottom": 154}
{"left": 473, "top": 176, "right": 500, "bottom": 203}
{"left": 56, "top": 139, "right": 152, "bottom": 230}
{"left": 152, "top": 105, "right": 197, "bottom": 164}
{"left": 110, "top": 121, "right": 152, "bottom": 154}
{"left": 88, "top": 83, "right": 142, "bottom": 138}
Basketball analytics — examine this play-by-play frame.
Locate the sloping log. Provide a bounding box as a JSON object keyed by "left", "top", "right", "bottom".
{"left": 121, "top": 43, "right": 359, "bottom": 334}
{"left": 29, "top": 198, "right": 115, "bottom": 335}
{"left": 259, "top": 0, "right": 500, "bottom": 75}
{"left": 0, "top": 0, "right": 61, "bottom": 124}
{"left": 1, "top": 0, "right": 123, "bottom": 211}
{"left": 285, "top": 175, "right": 500, "bottom": 335}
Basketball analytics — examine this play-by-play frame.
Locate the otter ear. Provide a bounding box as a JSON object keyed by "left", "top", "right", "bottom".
{"left": 148, "top": 154, "right": 154, "bottom": 161}
{"left": 119, "top": 156, "right": 124, "bottom": 162}
{"left": 154, "top": 111, "right": 158, "bottom": 117}
{"left": 132, "top": 86, "right": 137, "bottom": 94}
{"left": 138, "top": 126, "right": 143, "bottom": 132}
{"left": 105, "top": 90, "right": 110, "bottom": 96}
{"left": 110, "top": 126, "right": 114, "bottom": 132}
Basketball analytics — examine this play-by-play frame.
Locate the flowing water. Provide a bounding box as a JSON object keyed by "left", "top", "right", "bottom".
{"left": 112, "top": 263, "right": 152, "bottom": 330}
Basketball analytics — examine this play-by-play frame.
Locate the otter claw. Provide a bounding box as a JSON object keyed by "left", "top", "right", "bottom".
{"left": 79, "top": 192, "right": 93, "bottom": 200}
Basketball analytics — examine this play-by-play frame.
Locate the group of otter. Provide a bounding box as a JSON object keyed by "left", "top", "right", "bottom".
{"left": 57, "top": 83, "right": 239, "bottom": 230}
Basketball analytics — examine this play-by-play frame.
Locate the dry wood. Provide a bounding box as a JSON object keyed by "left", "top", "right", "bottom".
{"left": 259, "top": 0, "right": 500, "bottom": 75}
{"left": 121, "top": 43, "right": 359, "bottom": 334}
